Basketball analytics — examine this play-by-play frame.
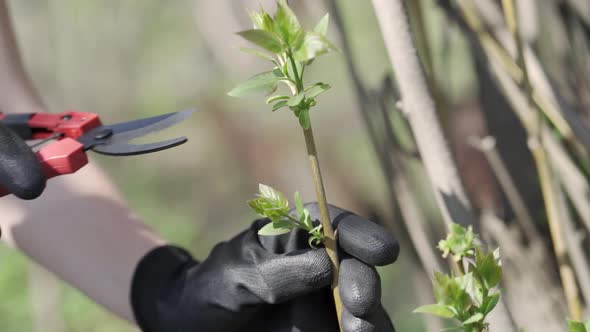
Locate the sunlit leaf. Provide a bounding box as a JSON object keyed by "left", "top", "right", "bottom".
{"left": 481, "top": 292, "right": 500, "bottom": 315}
{"left": 228, "top": 71, "right": 280, "bottom": 97}
{"left": 294, "top": 191, "right": 304, "bottom": 219}
{"left": 305, "top": 83, "right": 331, "bottom": 99}
{"left": 249, "top": 9, "right": 274, "bottom": 32}
{"left": 237, "top": 29, "right": 283, "bottom": 53}
{"left": 259, "top": 184, "right": 288, "bottom": 208}
{"left": 413, "top": 304, "right": 455, "bottom": 318}
{"left": 292, "top": 32, "right": 338, "bottom": 62}
{"left": 432, "top": 272, "right": 471, "bottom": 312}
{"left": 462, "top": 313, "right": 484, "bottom": 325}
{"left": 258, "top": 222, "right": 292, "bottom": 236}
{"left": 248, "top": 184, "right": 290, "bottom": 222}
{"left": 266, "top": 95, "right": 290, "bottom": 104}
{"left": 288, "top": 93, "right": 305, "bottom": 107}
{"left": 476, "top": 250, "right": 502, "bottom": 289}
{"left": 273, "top": 0, "right": 301, "bottom": 44}
{"left": 314, "top": 13, "right": 330, "bottom": 35}
{"left": 438, "top": 223, "right": 476, "bottom": 261}
{"left": 567, "top": 320, "right": 587, "bottom": 332}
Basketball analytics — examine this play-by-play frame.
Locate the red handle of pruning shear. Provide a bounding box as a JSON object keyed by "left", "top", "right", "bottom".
{"left": 0, "top": 109, "right": 193, "bottom": 198}
{"left": 0, "top": 111, "right": 99, "bottom": 197}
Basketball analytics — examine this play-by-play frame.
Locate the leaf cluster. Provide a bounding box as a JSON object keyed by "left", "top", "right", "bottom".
{"left": 228, "top": 0, "right": 337, "bottom": 129}
{"left": 248, "top": 184, "right": 324, "bottom": 248}
{"left": 415, "top": 224, "right": 502, "bottom": 332}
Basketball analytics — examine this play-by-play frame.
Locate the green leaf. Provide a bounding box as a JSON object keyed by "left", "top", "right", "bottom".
{"left": 273, "top": 0, "right": 301, "bottom": 44}
{"left": 272, "top": 66, "right": 285, "bottom": 78}
{"left": 249, "top": 9, "right": 274, "bottom": 32}
{"left": 302, "top": 209, "right": 314, "bottom": 228}
{"left": 288, "top": 93, "right": 305, "bottom": 107}
{"left": 271, "top": 100, "right": 288, "bottom": 111}
{"left": 294, "top": 191, "right": 304, "bottom": 219}
{"left": 305, "top": 83, "right": 331, "bottom": 99}
{"left": 567, "top": 320, "right": 587, "bottom": 332}
{"left": 291, "top": 29, "right": 306, "bottom": 51}
{"left": 308, "top": 233, "right": 323, "bottom": 248}
{"left": 240, "top": 47, "right": 275, "bottom": 61}
{"left": 258, "top": 222, "right": 292, "bottom": 236}
{"left": 413, "top": 304, "right": 455, "bottom": 318}
{"left": 314, "top": 13, "right": 330, "bottom": 35}
{"left": 476, "top": 249, "right": 502, "bottom": 289}
{"left": 248, "top": 184, "right": 290, "bottom": 222}
{"left": 462, "top": 313, "right": 484, "bottom": 325}
{"left": 248, "top": 197, "right": 267, "bottom": 215}
{"left": 438, "top": 223, "right": 476, "bottom": 260}
{"left": 585, "top": 319, "right": 590, "bottom": 332}
{"left": 459, "top": 272, "right": 482, "bottom": 306}
{"left": 297, "top": 108, "right": 311, "bottom": 129}
{"left": 432, "top": 272, "right": 471, "bottom": 312}
{"left": 237, "top": 29, "right": 283, "bottom": 53}
{"left": 259, "top": 184, "right": 288, "bottom": 208}
{"left": 266, "top": 95, "right": 290, "bottom": 104}
{"left": 481, "top": 292, "right": 500, "bottom": 315}
{"left": 228, "top": 71, "right": 280, "bottom": 97}
{"left": 292, "top": 32, "right": 338, "bottom": 62}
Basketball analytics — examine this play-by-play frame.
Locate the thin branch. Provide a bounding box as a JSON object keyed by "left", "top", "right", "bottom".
{"left": 327, "top": 0, "right": 443, "bottom": 276}
{"left": 302, "top": 124, "right": 343, "bottom": 330}
{"left": 468, "top": 136, "right": 540, "bottom": 242}
{"left": 530, "top": 137, "right": 582, "bottom": 320}
{"left": 371, "top": 0, "right": 476, "bottom": 228}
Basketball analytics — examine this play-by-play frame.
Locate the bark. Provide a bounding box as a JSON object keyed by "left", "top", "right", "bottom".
{"left": 371, "top": 0, "right": 476, "bottom": 228}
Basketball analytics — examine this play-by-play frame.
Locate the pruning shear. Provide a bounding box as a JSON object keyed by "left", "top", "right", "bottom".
{"left": 0, "top": 109, "right": 194, "bottom": 198}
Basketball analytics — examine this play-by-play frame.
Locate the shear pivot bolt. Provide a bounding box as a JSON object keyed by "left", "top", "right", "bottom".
{"left": 94, "top": 128, "right": 113, "bottom": 140}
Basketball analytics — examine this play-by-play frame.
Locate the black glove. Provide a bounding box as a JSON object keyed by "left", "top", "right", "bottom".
{"left": 131, "top": 203, "right": 399, "bottom": 332}
{"left": 0, "top": 122, "right": 45, "bottom": 199}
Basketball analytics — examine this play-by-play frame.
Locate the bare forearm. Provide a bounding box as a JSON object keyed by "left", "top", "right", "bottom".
{"left": 0, "top": 163, "right": 166, "bottom": 322}
{"left": 0, "top": 0, "right": 46, "bottom": 113}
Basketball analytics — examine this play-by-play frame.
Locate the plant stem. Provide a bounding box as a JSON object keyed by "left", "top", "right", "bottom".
{"left": 302, "top": 123, "right": 343, "bottom": 330}
{"left": 530, "top": 138, "right": 582, "bottom": 321}
{"left": 287, "top": 49, "right": 303, "bottom": 92}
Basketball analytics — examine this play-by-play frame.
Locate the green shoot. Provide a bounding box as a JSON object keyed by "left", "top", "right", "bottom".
{"left": 248, "top": 184, "right": 324, "bottom": 248}
{"left": 230, "top": 1, "right": 344, "bottom": 329}
{"left": 415, "top": 224, "right": 502, "bottom": 332}
{"left": 228, "top": 0, "right": 337, "bottom": 130}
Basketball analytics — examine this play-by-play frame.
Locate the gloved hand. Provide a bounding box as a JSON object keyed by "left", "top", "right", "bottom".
{"left": 0, "top": 122, "right": 45, "bottom": 199}
{"left": 131, "top": 203, "right": 399, "bottom": 332}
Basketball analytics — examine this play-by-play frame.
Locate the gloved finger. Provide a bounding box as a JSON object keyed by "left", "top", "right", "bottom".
{"left": 341, "top": 305, "right": 395, "bottom": 332}
{"left": 251, "top": 219, "right": 333, "bottom": 303}
{"left": 0, "top": 123, "right": 45, "bottom": 199}
{"left": 254, "top": 247, "right": 333, "bottom": 304}
{"left": 339, "top": 257, "right": 380, "bottom": 317}
{"left": 304, "top": 203, "right": 400, "bottom": 266}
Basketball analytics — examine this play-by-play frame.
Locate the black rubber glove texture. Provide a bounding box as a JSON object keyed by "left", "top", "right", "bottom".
{"left": 132, "top": 203, "right": 399, "bottom": 332}
{"left": 0, "top": 122, "right": 45, "bottom": 199}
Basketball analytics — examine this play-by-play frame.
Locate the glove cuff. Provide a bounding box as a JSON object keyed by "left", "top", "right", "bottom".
{"left": 130, "top": 245, "right": 198, "bottom": 332}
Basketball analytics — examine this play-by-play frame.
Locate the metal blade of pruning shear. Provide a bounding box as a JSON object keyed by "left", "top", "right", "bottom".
{"left": 78, "top": 109, "right": 195, "bottom": 156}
